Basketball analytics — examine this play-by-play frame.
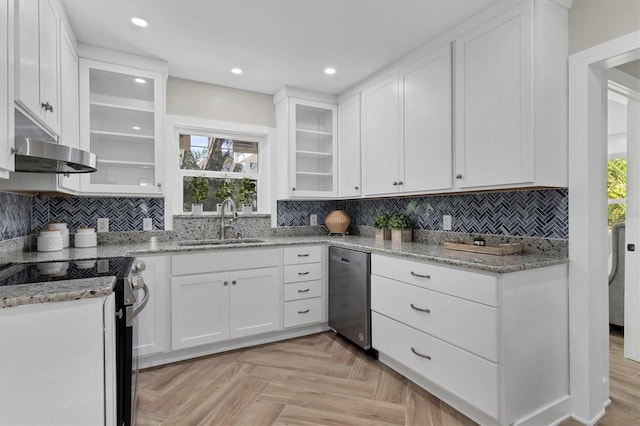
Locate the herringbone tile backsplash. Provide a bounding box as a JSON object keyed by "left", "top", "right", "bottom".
{"left": 32, "top": 196, "right": 164, "bottom": 233}
{"left": 0, "top": 192, "right": 32, "bottom": 240}
{"left": 278, "top": 189, "right": 569, "bottom": 239}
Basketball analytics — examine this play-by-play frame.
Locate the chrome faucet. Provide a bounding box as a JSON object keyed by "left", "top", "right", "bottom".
{"left": 219, "top": 198, "right": 237, "bottom": 239}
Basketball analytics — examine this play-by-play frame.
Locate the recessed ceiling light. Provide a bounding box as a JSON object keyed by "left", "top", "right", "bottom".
{"left": 230, "top": 68, "right": 243, "bottom": 75}
{"left": 133, "top": 126, "right": 141, "bottom": 130}
{"left": 131, "top": 17, "right": 148, "bottom": 27}
{"left": 134, "top": 78, "right": 146, "bottom": 84}
{"left": 324, "top": 67, "right": 336, "bottom": 75}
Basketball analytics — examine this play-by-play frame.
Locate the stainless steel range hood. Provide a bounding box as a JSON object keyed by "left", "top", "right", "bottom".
{"left": 13, "top": 109, "right": 97, "bottom": 174}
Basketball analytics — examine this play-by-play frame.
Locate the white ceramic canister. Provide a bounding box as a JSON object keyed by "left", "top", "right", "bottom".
{"left": 37, "top": 229, "right": 63, "bottom": 252}
{"left": 48, "top": 222, "right": 69, "bottom": 248}
{"left": 74, "top": 226, "right": 97, "bottom": 248}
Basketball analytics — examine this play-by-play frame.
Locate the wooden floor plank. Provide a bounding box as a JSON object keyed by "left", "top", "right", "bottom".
{"left": 234, "top": 400, "right": 285, "bottom": 426}
{"left": 405, "top": 381, "right": 444, "bottom": 426}
{"left": 374, "top": 364, "right": 408, "bottom": 404}
{"left": 274, "top": 404, "right": 400, "bottom": 426}
{"left": 238, "top": 349, "right": 352, "bottom": 378}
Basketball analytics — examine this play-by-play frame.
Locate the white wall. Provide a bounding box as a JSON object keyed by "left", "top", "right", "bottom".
{"left": 569, "top": 0, "right": 640, "bottom": 54}
{"left": 166, "top": 77, "right": 275, "bottom": 127}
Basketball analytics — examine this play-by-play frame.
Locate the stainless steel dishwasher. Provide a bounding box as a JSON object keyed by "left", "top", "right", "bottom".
{"left": 329, "top": 247, "right": 372, "bottom": 350}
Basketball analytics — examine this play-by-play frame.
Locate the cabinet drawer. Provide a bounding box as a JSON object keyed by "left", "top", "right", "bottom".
{"left": 284, "top": 297, "right": 322, "bottom": 328}
{"left": 284, "top": 263, "right": 322, "bottom": 283}
{"left": 283, "top": 245, "right": 322, "bottom": 265}
{"left": 371, "top": 275, "right": 497, "bottom": 361}
{"left": 284, "top": 280, "right": 322, "bottom": 301}
{"left": 371, "top": 254, "right": 497, "bottom": 306}
{"left": 172, "top": 248, "right": 280, "bottom": 275}
{"left": 372, "top": 312, "right": 498, "bottom": 418}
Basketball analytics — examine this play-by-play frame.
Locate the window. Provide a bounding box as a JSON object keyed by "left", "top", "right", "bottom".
{"left": 178, "top": 131, "right": 262, "bottom": 213}
{"left": 607, "top": 157, "right": 626, "bottom": 227}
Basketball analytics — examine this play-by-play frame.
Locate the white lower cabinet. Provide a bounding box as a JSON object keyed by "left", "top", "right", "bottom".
{"left": 0, "top": 295, "right": 116, "bottom": 425}
{"left": 282, "top": 245, "right": 326, "bottom": 328}
{"left": 171, "top": 248, "right": 282, "bottom": 351}
{"left": 135, "top": 255, "right": 169, "bottom": 357}
{"left": 371, "top": 254, "right": 569, "bottom": 425}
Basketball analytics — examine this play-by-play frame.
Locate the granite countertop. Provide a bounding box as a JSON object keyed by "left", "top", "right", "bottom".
{"left": 0, "top": 235, "right": 567, "bottom": 309}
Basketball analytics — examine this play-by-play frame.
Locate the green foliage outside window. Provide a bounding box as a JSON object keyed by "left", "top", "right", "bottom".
{"left": 607, "top": 158, "right": 626, "bottom": 227}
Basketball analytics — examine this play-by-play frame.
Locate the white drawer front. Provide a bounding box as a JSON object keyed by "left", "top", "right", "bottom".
{"left": 284, "top": 297, "right": 322, "bottom": 328}
{"left": 284, "top": 263, "right": 322, "bottom": 283}
{"left": 371, "top": 254, "right": 497, "bottom": 306}
{"left": 172, "top": 248, "right": 280, "bottom": 275}
{"left": 283, "top": 245, "right": 322, "bottom": 265}
{"left": 372, "top": 312, "right": 498, "bottom": 418}
{"left": 371, "top": 275, "right": 498, "bottom": 361}
{"left": 284, "top": 280, "right": 322, "bottom": 301}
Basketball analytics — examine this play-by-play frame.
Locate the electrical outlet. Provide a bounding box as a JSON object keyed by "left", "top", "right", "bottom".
{"left": 143, "top": 218, "right": 153, "bottom": 231}
{"left": 443, "top": 215, "right": 452, "bottom": 231}
{"left": 97, "top": 218, "right": 109, "bottom": 233}
{"left": 310, "top": 214, "right": 318, "bottom": 226}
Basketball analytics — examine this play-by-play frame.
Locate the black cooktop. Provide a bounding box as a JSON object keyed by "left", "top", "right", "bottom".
{"left": 0, "top": 257, "right": 132, "bottom": 287}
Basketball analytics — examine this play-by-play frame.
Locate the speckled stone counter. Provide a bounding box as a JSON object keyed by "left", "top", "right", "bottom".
{"left": 0, "top": 276, "right": 115, "bottom": 309}
{"left": 0, "top": 235, "right": 567, "bottom": 309}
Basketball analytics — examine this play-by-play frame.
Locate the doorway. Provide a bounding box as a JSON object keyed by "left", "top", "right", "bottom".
{"left": 568, "top": 31, "right": 640, "bottom": 424}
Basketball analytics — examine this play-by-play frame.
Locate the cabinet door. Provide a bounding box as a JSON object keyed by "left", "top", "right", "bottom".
{"left": 361, "top": 73, "right": 400, "bottom": 195}
{"left": 401, "top": 45, "right": 452, "bottom": 193}
{"left": 16, "top": 0, "right": 39, "bottom": 116}
{"left": 337, "top": 95, "right": 361, "bottom": 197}
{"left": 58, "top": 23, "right": 79, "bottom": 192}
{"left": 290, "top": 98, "right": 337, "bottom": 197}
{"left": 229, "top": 267, "right": 281, "bottom": 338}
{"left": 0, "top": 0, "right": 13, "bottom": 176}
{"left": 454, "top": 2, "right": 533, "bottom": 188}
{"left": 79, "top": 59, "right": 164, "bottom": 195}
{"left": 136, "top": 256, "right": 168, "bottom": 357}
{"left": 38, "top": 0, "right": 58, "bottom": 132}
{"left": 171, "top": 272, "right": 230, "bottom": 350}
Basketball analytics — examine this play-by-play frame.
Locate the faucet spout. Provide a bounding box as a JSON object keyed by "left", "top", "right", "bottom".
{"left": 219, "top": 198, "right": 237, "bottom": 239}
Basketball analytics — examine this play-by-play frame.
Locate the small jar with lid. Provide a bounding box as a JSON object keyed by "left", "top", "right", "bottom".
{"left": 48, "top": 222, "right": 69, "bottom": 248}
{"left": 74, "top": 227, "right": 97, "bottom": 248}
{"left": 37, "top": 229, "right": 64, "bottom": 252}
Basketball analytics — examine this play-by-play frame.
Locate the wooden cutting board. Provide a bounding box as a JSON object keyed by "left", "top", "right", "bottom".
{"left": 443, "top": 241, "right": 523, "bottom": 256}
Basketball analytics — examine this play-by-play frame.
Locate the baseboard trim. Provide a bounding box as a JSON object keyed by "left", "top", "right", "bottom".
{"left": 514, "top": 395, "right": 571, "bottom": 426}
{"left": 569, "top": 400, "right": 610, "bottom": 426}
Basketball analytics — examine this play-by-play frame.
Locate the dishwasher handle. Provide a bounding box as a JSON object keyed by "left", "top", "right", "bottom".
{"left": 330, "top": 255, "right": 351, "bottom": 264}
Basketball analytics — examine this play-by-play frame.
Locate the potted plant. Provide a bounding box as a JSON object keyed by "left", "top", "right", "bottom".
{"left": 188, "top": 176, "right": 209, "bottom": 215}
{"left": 236, "top": 178, "right": 257, "bottom": 214}
{"left": 388, "top": 213, "right": 412, "bottom": 243}
{"left": 372, "top": 213, "right": 391, "bottom": 241}
{"left": 214, "top": 178, "right": 233, "bottom": 213}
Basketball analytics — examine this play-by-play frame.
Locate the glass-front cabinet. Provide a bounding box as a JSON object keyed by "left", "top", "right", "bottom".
{"left": 289, "top": 99, "right": 337, "bottom": 197}
{"left": 79, "top": 59, "right": 164, "bottom": 195}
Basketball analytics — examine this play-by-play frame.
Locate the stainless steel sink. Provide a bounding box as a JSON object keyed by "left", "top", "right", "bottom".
{"left": 177, "top": 238, "right": 264, "bottom": 246}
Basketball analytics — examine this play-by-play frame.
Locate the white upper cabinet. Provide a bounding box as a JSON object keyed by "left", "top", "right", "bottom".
{"left": 16, "top": 0, "right": 60, "bottom": 134}
{"left": 454, "top": 0, "right": 568, "bottom": 189}
{"left": 361, "top": 73, "right": 400, "bottom": 196}
{"left": 79, "top": 58, "right": 165, "bottom": 196}
{"left": 57, "top": 22, "right": 79, "bottom": 192}
{"left": 337, "top": 95, "right": 361, "bottom": 198}
{"left": 401, "top": 45, "right": 452, "bottom": 193}
{"left": 0, "top": 0, "right": 14, "bottom": 178}
{"left": 361, "top": 44, "right": 452, "bottom": 196}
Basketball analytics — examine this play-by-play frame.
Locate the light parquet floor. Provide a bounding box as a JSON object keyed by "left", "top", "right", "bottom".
{"left": 137, "top": 329, "right": 640, "bottom": 426}
{"left": 136, "top": 332, "right": 476, "bottom": 426}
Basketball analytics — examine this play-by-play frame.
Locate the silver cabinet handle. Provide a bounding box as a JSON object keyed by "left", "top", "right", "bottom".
{"left": 41, "top": 101, "right": 53, "bottom": 112}
{"left": 410, "top": 303, "right": 431, "bottom": 313}
{"left": 232, "top": 280, "right": 237, "bottom": 285}
{"left": 298, "top": 309, "right": 310, "bottom": 314}
{"left": 297, "top": 253, "right": 309, "bottom": 257}
{"left": 298, "top": 288, "right": 310, "bottom": 293}
{"left": 298, "top": 271, "right": 310, "bottom": 275}
{"left": 411, "top": 347, "right": 431, "bottom": 360}
{"left": 398, "top": 181, "right": 403, "bottom": 185}
{"left": 223, "top": 281, "right": 228, "bottom": 286}
{"left": 392, "top": 181, "right": 398, "bottom": 186}
{"left": 292, "top": 187, "right": 296, "bottom": 191}
{"left": 456, "top": 174, "right": 463, "bottom": 179}
{"left": 410, "top": 271, "right": 431, "bottom": 279}
{"left": 354, "top": 186, "right": 359, "bottom": 190}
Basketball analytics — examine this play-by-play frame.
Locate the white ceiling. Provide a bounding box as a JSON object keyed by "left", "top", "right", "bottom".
{"left": 59, "top": 0, "right": 501, "bottom": 95}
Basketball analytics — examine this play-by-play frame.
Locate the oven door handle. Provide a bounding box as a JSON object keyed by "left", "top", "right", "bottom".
{"left": 133, "top": 283, "right": 149, "bottom": 318}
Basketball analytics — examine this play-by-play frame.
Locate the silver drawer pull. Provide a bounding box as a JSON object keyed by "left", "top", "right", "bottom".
{"left": 298, "top": 288, "right": 310, "bottom": 293}
{"left": 410, "top": 303, "right": 431, "bottom": 313}
{"left": 298, "top": 309, "right": 310, "bottom": 314}
{"left": 411, "top": 347, "right": 431, "bottom": 360}
{"left": 298, "top": 271, "right": 310, "bottom": 275}
{"left": 410, "top": 271, "right": 431, "bottom": 279}
{"left": 297, "top": 253, "right": 310, "bottom": 257}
